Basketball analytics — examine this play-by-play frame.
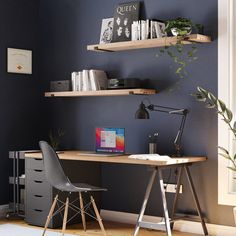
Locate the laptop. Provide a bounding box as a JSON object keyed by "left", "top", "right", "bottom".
{"left": 79, "top": 127, "right": 125, "bottom": 157}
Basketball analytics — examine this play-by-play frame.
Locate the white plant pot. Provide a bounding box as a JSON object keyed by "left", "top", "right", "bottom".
{"left": 171, "top": 27, "right": 192, "bottom": 36}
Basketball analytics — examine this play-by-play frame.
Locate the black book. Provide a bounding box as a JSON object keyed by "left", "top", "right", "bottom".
{"left": 112, "top": 1, "right": 140, "bottom": 42}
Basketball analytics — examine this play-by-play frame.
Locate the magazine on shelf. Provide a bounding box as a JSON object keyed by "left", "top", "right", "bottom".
{"left": 112, "top": 1, "right": 140, "bottom": 42}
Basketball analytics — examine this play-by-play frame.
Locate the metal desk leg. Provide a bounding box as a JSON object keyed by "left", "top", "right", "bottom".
{"left": 184, "top": 165, "right": 208, "bottom": 236}
{"left": 171, "top": 166, "right": 184, "bottom": 221}
{"left": 158, "top": 168, "right": 172, "bottom": 236}
{"left": 133, "top": 168, "right": 157, "bottom": 236}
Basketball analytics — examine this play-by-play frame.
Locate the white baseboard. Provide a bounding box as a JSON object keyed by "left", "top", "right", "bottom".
{"left": 0, "top": 205, "right": 9, "bottom": 218}
{"left": 101, "top": 209, "right": 236, "bottom": 236}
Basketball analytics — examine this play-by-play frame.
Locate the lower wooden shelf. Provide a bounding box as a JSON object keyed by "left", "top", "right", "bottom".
{"left": 45, "top": 88, "right": 157, "bottom": 97}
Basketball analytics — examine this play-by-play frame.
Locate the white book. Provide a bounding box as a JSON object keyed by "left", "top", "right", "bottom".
{"left": 141, "top": 20, "right": 146, "bottom": 40}
{"left": 89, "top": 70, "right": 107, "bottom": 90}
{"left": 89, "top": 70, "right": 99, "bottom": 91}
{"left": 82, "top": 70, "right": 91, "bottom": 91}
{"left": 154, "top": 22, "right": 161, "bottom": 38}
{"left": 150, "top": 21, "right": 153, "bottom": 39}
{"left": 71, "top": 72, "right": 77, "bottom": 91}
{"left": 151, "top": 20, "right": 157, "bottom": 39}
{"left": 138, "top": 21, "right": 141, "bottom": 40}
{"left": 146, "top": 19, "right": 149, "bottom": 39}
{"left": 131, "top": 21, "right": 139, "bottom": 41}
{"left": 76, "top": 71, "right": 83, "bottom": 91}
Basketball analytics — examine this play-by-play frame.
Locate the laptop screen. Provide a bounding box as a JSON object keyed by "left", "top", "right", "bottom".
{"left": 95, "top": 127, "right": 125, "bottom": 153}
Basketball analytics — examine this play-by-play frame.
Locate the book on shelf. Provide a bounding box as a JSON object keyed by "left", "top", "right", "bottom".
{"left": 131, "top": 19, "right": 167, "bottom": 41}
{"left": 112, "top": 1, "right": 140, "bottom": 42}
{"left": 89, "top": 70, "right": 108, "bottom": 90}
{"left": 71, "top": 70, "right": 108, "bottom": 92}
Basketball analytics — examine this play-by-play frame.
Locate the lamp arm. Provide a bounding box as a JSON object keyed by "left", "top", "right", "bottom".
{"left": 173, "top": 113, "right": 187, "bottom": 156}
{"left": 148, "top": 104, "right": 187, "bottom": 115}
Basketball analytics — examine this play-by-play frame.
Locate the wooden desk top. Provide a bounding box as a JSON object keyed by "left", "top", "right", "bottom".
{"left": 24, "top": 151, "right": 207, "bottom": 167}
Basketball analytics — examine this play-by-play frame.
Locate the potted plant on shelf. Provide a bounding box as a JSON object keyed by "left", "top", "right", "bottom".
{"left": 157, "top": 17, "right": 203, "bottom": 90}
{"left": 165, "top": 17, "right": 203, "bottom": 36}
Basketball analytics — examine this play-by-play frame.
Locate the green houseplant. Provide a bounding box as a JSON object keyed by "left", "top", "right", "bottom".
{"left": 192, "top": 86, "right": 236, "bottom": 173}
{"left": 157, "top": 17, "right": 203, "bottom": 89}
{"left": 165, "top": 17, "right": 203, "bottom": 36}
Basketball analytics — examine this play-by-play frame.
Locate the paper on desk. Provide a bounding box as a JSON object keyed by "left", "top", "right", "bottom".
{"left": 128, "top": 154, "right": 171, "bottom": 161}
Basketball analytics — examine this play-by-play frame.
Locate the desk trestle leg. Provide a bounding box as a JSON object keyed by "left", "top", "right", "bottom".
{"left": 133, "top": 168, "right": 157, "bottom": 236}
{"left": 158, "top": 168, "right": 172, "bottom": 236}
{"left": 184, "top": 166, "right": 208, "bottom": 236}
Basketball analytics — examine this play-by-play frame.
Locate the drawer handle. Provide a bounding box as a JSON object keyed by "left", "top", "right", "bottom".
{"left": 34, "top": 209, "right": 43, "bottom": 212}
{"left": 34, "top": 169, "right": 43, "bottom": 172}
{"left": 34, "top": 180, "right": 43, "bottom": 184}
{"left": 34, "top": 195, "right": 43, "bottom": 198}
{"left": 34, "top": 158, "right": 42, "bottom": 161}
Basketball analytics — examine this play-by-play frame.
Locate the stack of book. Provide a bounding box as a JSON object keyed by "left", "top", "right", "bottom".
{"left": 71, "top": 70, "right": 108, "bottom": 92}
{"left": 131, "top": 20, "right": 167, "bottom": 41}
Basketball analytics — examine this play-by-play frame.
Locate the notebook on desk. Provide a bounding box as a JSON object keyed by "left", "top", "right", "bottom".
{"left": 79, "top": 127, "right": 125, "bottom": 157}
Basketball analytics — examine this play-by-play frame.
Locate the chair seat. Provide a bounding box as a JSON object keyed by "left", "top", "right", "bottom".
{"left": 73, "top": 183, "right": 107, "bottom": 192}
{"left": 54, "top": 182, "right": 107, "bottom": 192}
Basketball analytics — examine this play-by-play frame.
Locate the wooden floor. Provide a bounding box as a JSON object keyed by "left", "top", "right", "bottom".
{"left": 0, "top": 219, "right": 200, "bottom": 236}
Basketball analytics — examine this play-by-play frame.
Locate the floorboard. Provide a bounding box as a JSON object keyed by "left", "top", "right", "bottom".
{"left": 0, "top": 219, "right": 200, "bottom": 236}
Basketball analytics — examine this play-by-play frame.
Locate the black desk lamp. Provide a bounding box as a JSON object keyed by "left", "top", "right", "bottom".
{"left": 135, "top": 99, "right": 189, "bottom": 156}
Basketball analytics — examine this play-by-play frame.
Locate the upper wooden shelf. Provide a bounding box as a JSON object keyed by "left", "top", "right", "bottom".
{"left": 45, "top": 88, "right": 157, "bottom": 97}
{"left": 87, "top": 34, "right": 211, "bottom": 52}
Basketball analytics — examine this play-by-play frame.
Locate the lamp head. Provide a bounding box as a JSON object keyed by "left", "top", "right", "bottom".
{"left": 135, "top": 102, "right": 150, "bottom": 119}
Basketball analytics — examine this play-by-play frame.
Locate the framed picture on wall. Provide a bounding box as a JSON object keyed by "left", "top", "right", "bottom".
{"left": 7, "top": 48, "right": 32, "bottom": 74}
{"left": 99, "top": 18, "right": 114, "bottom": 44}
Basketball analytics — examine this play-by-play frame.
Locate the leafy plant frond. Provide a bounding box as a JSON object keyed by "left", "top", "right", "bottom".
{"left": 193, "top": 87, "right": 236, "bottom": 174}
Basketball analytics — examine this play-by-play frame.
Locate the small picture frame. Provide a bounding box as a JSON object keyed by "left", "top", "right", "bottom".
{"left": 7, "top": 48, "right": 32, "bottom": 74}
{"left": 99, "top": 18, "right": 114, "bottom": 44}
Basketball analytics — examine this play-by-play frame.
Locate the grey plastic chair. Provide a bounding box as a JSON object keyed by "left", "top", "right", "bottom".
{"left": 39, "top": 141, "right": 107, "bottom": 236}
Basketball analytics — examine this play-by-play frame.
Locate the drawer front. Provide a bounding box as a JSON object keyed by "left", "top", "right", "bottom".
{"left": 26, "top": 193, "right": 51, "bottom": 212}
{"left": 26, "top": 168, "right": 47, "bottom": 182}
{"left": 25, "top": 208, "right": 48, "bottom": 227}
{"left": 26, "top": 178, "right": 51, "bottom": 197}
{"left": 26, "top": 158, "right": 44, "bottom": 170}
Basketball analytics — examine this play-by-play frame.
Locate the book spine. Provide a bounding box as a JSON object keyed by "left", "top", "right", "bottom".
{"left": 82, "top": 70, "right": 91, "bottom": 91}
{"left": 154, "top": 22, "right": 161, "bottom": 38}
{"left": 71, "top": 72, "right": 77, "bottom": 91}
{"left": 141, "top": 20, "right": 146, "bottom": 40}
{"left": 146, "top": 19, "right": 149, "bottom": 39}
{"left": 89, "top": 70, "right": 99, "bottom": 91}
{"left": 77, "top": 71, "right": 83, "bottom": 91}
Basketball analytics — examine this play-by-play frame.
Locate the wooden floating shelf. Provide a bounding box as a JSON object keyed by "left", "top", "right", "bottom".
{"left": 45, "top": 89, "right": 157, "bottom": 97}
{"left": 87, "top": 34, "right": 211, "bottom": 52}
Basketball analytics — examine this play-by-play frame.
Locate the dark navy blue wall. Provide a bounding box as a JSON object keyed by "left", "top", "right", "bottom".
{"left": 0, "top": 0, "right": 47, "bottom": 205}
{"left": 39, "top": 0, "right": 234, "bottom": 225}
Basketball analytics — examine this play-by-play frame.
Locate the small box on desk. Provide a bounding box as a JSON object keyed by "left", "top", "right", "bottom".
{"left": 50, "top": 80, "right": 71, "bottom": 92}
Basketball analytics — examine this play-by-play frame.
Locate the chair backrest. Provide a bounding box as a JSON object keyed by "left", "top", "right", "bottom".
{"left": 39, "top": 141, "right": 70, "bottom": 190}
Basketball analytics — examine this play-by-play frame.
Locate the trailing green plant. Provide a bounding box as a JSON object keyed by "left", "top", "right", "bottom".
{"left": 192, "top": 86, "right": 236, "bottom": 173}
{"left": 48, "top": 128, "right": 65, "bottom": 150}
{"left": 157, "top": 17, "right": 203, "bottom": 90}
{"left": 165, "top": 17, "right": 203, "bottom": 36}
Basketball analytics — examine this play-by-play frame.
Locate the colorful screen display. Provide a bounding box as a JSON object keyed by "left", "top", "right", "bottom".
{"left": 96, "top": 127, "right": 125, "bottom": 153}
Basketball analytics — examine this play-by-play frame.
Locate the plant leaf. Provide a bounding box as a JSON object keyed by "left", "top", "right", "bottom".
{"left": 225, "top": 108, "right": 233, "bottom": 122}
{"left": 227, "top": 167, "right": 236, "bottom": 172}
{"left": 218, "top": 146, "right": 229, "bottom": 155}
{"left": 219, "top": 153, "right": 231, "bottom": 160}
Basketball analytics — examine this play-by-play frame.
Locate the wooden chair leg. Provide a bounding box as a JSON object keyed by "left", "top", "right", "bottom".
{"left": 42, "top": 194, "right": 58, "bottom": 236}
{"left": 62, "top": 197, "right": 69, "bottom": 236}
{"left": 90, "top": 196, "right": 106, "bottom": 236}
{"left": 79, "top": 192, "right": 86, "bottom": 231}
